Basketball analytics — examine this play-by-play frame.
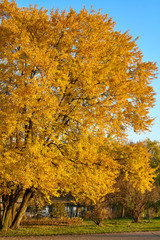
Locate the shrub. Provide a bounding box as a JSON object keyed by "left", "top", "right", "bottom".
{"left": 51, "top": 202, "right": 67, "bottom": 218}
{"left": 67, "top": 217, "right": 83, "bottom": 225}
{"left": 84, "top": 204, "right": 111, "bottom": 226}
{"left": 21, "top": 216, "right": 83, "bottom": 226}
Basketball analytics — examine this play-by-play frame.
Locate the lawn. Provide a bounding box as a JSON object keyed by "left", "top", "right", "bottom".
{"left": 0, "top": 218, "right": 160, "bottom": 237}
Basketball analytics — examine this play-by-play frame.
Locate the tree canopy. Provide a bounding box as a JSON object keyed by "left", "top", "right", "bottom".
{"left": 0, "top": 0, "right": 158, "bottom": 231}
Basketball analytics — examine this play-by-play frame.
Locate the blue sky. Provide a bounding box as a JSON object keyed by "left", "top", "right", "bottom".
{"left": 15, "top": 0, "right": 160, "bottom": 142}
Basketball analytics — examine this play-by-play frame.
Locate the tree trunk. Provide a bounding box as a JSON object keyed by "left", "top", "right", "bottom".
{"left": 2, "top": 203, "right": 7, "bottom": 227}
{"left": 12, "top": 202, "right": 17, "bottom": 222}
{"left": 1, "top": 206, "right": 12, "bottom": 232}
{"left": 2, "top": 195, "right": 9, "bottom": 226}
{"left": 12, "top": 188, "right": 33, "bottom": 230}
{"left": 1, "top": 195, "right": 12, "bottom": 232}
{"left": 8, "top": 202, "right": 17, "bottom": 228}
{"left": 1, "top": 189, "right": 21, "bottom": 232}
{"left": 133, "top": 212, "right": 141, "bottom": 223}
{"left": 0, "top": 206, "right": 1, "bottom": 228}
{"left": 121, "top": 206, "right": 125, "bottom": 218}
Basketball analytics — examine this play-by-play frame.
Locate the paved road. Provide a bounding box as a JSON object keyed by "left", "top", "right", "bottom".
{"left": 1, "top": 232, "right": 160, "bottom": 240}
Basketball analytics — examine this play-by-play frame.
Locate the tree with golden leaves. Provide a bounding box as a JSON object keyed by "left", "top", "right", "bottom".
{"left": 0, "top": 0, "right": 157, "bottom": 231}
{"left": 105, "top": 141, "right": 158, "bottom": 223}
{"left": 115, "top": 142, "right": 156, "bottom": 193}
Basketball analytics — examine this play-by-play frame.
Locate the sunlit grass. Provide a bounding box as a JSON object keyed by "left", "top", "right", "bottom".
{"left": 1, "top": 218, "right": 160, "bottom": 237}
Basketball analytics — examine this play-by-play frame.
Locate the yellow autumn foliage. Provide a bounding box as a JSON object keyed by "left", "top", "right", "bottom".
{"left": 115, "top": 142, "right": 156, "bottom": 193}
{"left": 0, "top": 0, "right": 157, "bottom": 207}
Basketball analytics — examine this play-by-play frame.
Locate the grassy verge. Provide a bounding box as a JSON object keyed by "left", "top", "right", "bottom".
{"left": 0, "top": 218, "right": 160, "bottom": 237}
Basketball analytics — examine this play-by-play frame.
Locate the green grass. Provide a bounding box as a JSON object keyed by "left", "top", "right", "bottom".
{"left": 1, "top": 218, "right": 160, "bottom": 237}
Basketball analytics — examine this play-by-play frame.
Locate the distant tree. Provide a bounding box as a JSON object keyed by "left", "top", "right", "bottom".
{"left": 114, "top": 142, "right": 156, "bottom": 193}
{"left": 105, "top": 141, "right": 159, "bottom": 222}
{"left": 0, "top": 0, "right": 157, "bottom": 231}
{"left": 146, "top": 139, "right": 160, "bottom": 185}
{"left": 106, "top": 178, "right": 159, "bottom": 222}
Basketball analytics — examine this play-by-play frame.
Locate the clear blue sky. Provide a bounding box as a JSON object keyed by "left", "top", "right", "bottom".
{"left": 15, "top": 0, "right": 160, "bottom": 142}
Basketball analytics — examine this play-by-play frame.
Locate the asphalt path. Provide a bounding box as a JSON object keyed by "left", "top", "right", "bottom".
{"left": 1, "top": 232, "right": 160, "bottom": 240}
